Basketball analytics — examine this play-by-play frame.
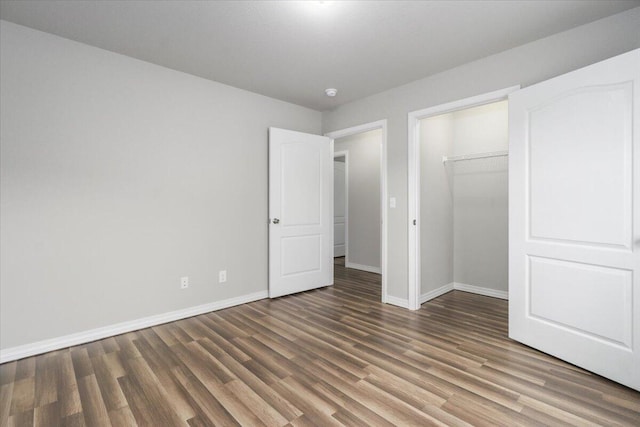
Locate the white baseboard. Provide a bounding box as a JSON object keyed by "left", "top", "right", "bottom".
{"left": 0, "top": 290, "right": 268, "bottom": 364}
{"left": 420, "top": 282, "right": 454, "bottom": 304}
{"left": 453, "top": 282, "right": 508, "bottom": 300}
{"left": 345, "top": 262, "right": 381, "bottom": 274}
{"left": 385, "top": 295, "right": 409, "bottom": 308}
{"left": 419, "top": 282, "right": 508, "bottom": 305}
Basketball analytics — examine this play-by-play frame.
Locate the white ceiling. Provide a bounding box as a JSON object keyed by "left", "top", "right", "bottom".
{"left": 1, "top": 1, "right": 638, "bottom": 111}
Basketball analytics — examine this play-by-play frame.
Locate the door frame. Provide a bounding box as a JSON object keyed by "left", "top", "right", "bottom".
{"left": 407, "top": 86, "right": 519, "bottom": 310}
{"left": 325, "top": 120, "right": 388, "bottom": 303}
{"left": 333, "top": 151, "right": 349, "bottom": 260}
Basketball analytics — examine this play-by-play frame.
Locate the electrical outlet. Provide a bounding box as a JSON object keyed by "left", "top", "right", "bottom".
{"left": 180, "top": 276, "right": 189, "bottom": 289}
{"left": 219, "top": 270, "right": 227, "bottom": 283}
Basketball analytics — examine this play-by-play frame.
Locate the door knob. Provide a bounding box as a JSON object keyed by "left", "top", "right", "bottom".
{"left": 272, "top": 218, "right": 280, "bottom": 224}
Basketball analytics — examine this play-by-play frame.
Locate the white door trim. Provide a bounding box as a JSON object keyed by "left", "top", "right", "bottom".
{"left": 333, "top": 151, "right": 349, "bottom": 261}
{"left": 325, "top": 120, "right": 388, "bottom": 303}
{"left": 407, "top": 87, "right": 519, "bottom": 310}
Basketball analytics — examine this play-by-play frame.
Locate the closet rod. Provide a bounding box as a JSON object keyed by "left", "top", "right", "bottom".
{"left": 442, "top": 150, "right": 508, "bottom": 164}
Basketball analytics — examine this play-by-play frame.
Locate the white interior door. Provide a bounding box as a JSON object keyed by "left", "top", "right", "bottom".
{"left": 269, "top": 127, "right": 333, "bottom": 298}
{"left": 509, "top": 49, "right": 639, "bottom": 391}
{"left": 334, "top": 159, "right": 346, "bottom": 257}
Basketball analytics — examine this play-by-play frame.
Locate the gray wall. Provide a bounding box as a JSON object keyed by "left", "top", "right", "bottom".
{"left": 333, "top": 159, "right": 346, "bottom": 257}
{"left": 419, "top": 101, "right": 508, "bottom": 296}
{"left": 420, "top": 115, "right": 453, "bottom": 295}
{"left": 452, "top": 101, "right": 508, "bottom": 292}
{"left": 0, "top": 21, "right": 321, "bottom": 350}
{"left": 322, "top": 7, "right": 640, "bottom": 302}
{"left": 334, "top": 129, "right": 381, "bottom": 271}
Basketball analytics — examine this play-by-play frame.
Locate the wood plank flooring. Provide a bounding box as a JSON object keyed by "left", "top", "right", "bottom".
{"left": 2, "top": 257, "right": 639, "bottom": 426}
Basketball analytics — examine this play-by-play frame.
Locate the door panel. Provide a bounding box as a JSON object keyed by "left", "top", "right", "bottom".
{"left": 269, "top": 128, "right": 333, "bottom": 298}
{"left": 282, "top": 144, "right": 322, "bottom": 226}
{"left": 528, "top": 82, "right": 632, "bottom": 248}
{"left": 281, "top": 235, "right": 322, "bottom": 276}
{"left": 509, "top": 49, "right": 639, "bottom": 391}
{"left": 529, "top": 256, "right": 632, "bottom": 348}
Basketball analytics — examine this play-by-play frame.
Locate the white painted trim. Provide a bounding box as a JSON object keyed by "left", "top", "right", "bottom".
{"left": 0, "top": 290, "right": 268, "bottom": 363}
{"left": 325, "top": 120, "right": 388, "bottom": 304}
{"left": 453, "top": 282, "right": 508, "bottom": 300}
{"left": 385, "top": 295, "right": 409, "bottom": 309}
{"left": 418, "top": 282, "right": 508, "bottom": 305}
{"left": 325, "top": 120, "right": 385, "bottom": 140}
{"left": 333, "top": 150, "right": 349, "bottom": 263}
{"left": 409, "top": 86, "right": 521, "bottom": 120}
{"left": 407, "top": 111, "right": 421, "bottom": 311}
{"left": 420, "top": 283, "right": 454, "bottom": 304}
{"left": 407, "top": 86, "right": 519, "bottom": 311}
{"left": 346, "top": 262, "right": 381, "bottom": 274}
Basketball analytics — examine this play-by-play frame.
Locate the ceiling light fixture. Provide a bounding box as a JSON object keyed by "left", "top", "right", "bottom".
{"left": 325, "top": 88, "right": 338, "bottom": 97}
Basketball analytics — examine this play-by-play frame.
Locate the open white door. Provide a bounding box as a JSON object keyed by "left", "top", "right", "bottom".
{"left": 509, "top": 49, "right": 640, "bottom": 391}
{"left": 269, "top": 128, "right": 333, "bottom": 298}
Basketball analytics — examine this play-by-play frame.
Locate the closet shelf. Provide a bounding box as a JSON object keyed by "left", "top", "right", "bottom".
{"left": 442, "top": 150, "right": 508, "bottom": 164}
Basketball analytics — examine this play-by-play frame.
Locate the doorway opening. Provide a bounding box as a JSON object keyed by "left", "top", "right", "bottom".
{"left": 407, "top": 87, "right": 519, "bottom": 310}
{"left": 333, "top": 152, "right": 348, "bottom": 259}
{"left": 326, "top": 120, "right": 388, "bottom": 303}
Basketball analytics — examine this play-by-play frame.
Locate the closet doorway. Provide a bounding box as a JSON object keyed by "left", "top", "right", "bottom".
{"left": 326, "top": 120, "right": 388, "bottom": 303}
{"left": 407, "top": 87, "right": 519, "bottom": 310}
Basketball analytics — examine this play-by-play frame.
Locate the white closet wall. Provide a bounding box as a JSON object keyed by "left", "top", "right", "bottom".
{"left": 420, "top": 101, "right": 508, "bottom": 298}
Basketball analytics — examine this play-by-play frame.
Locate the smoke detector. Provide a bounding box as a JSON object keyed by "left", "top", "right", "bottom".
{"left": 325, "top": 88, "right": 338, "bottom": 97}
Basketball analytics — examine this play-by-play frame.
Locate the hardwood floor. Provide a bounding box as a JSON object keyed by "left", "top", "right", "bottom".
{"left": 2, "top": 258, "right": 639, "bottom": 426}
